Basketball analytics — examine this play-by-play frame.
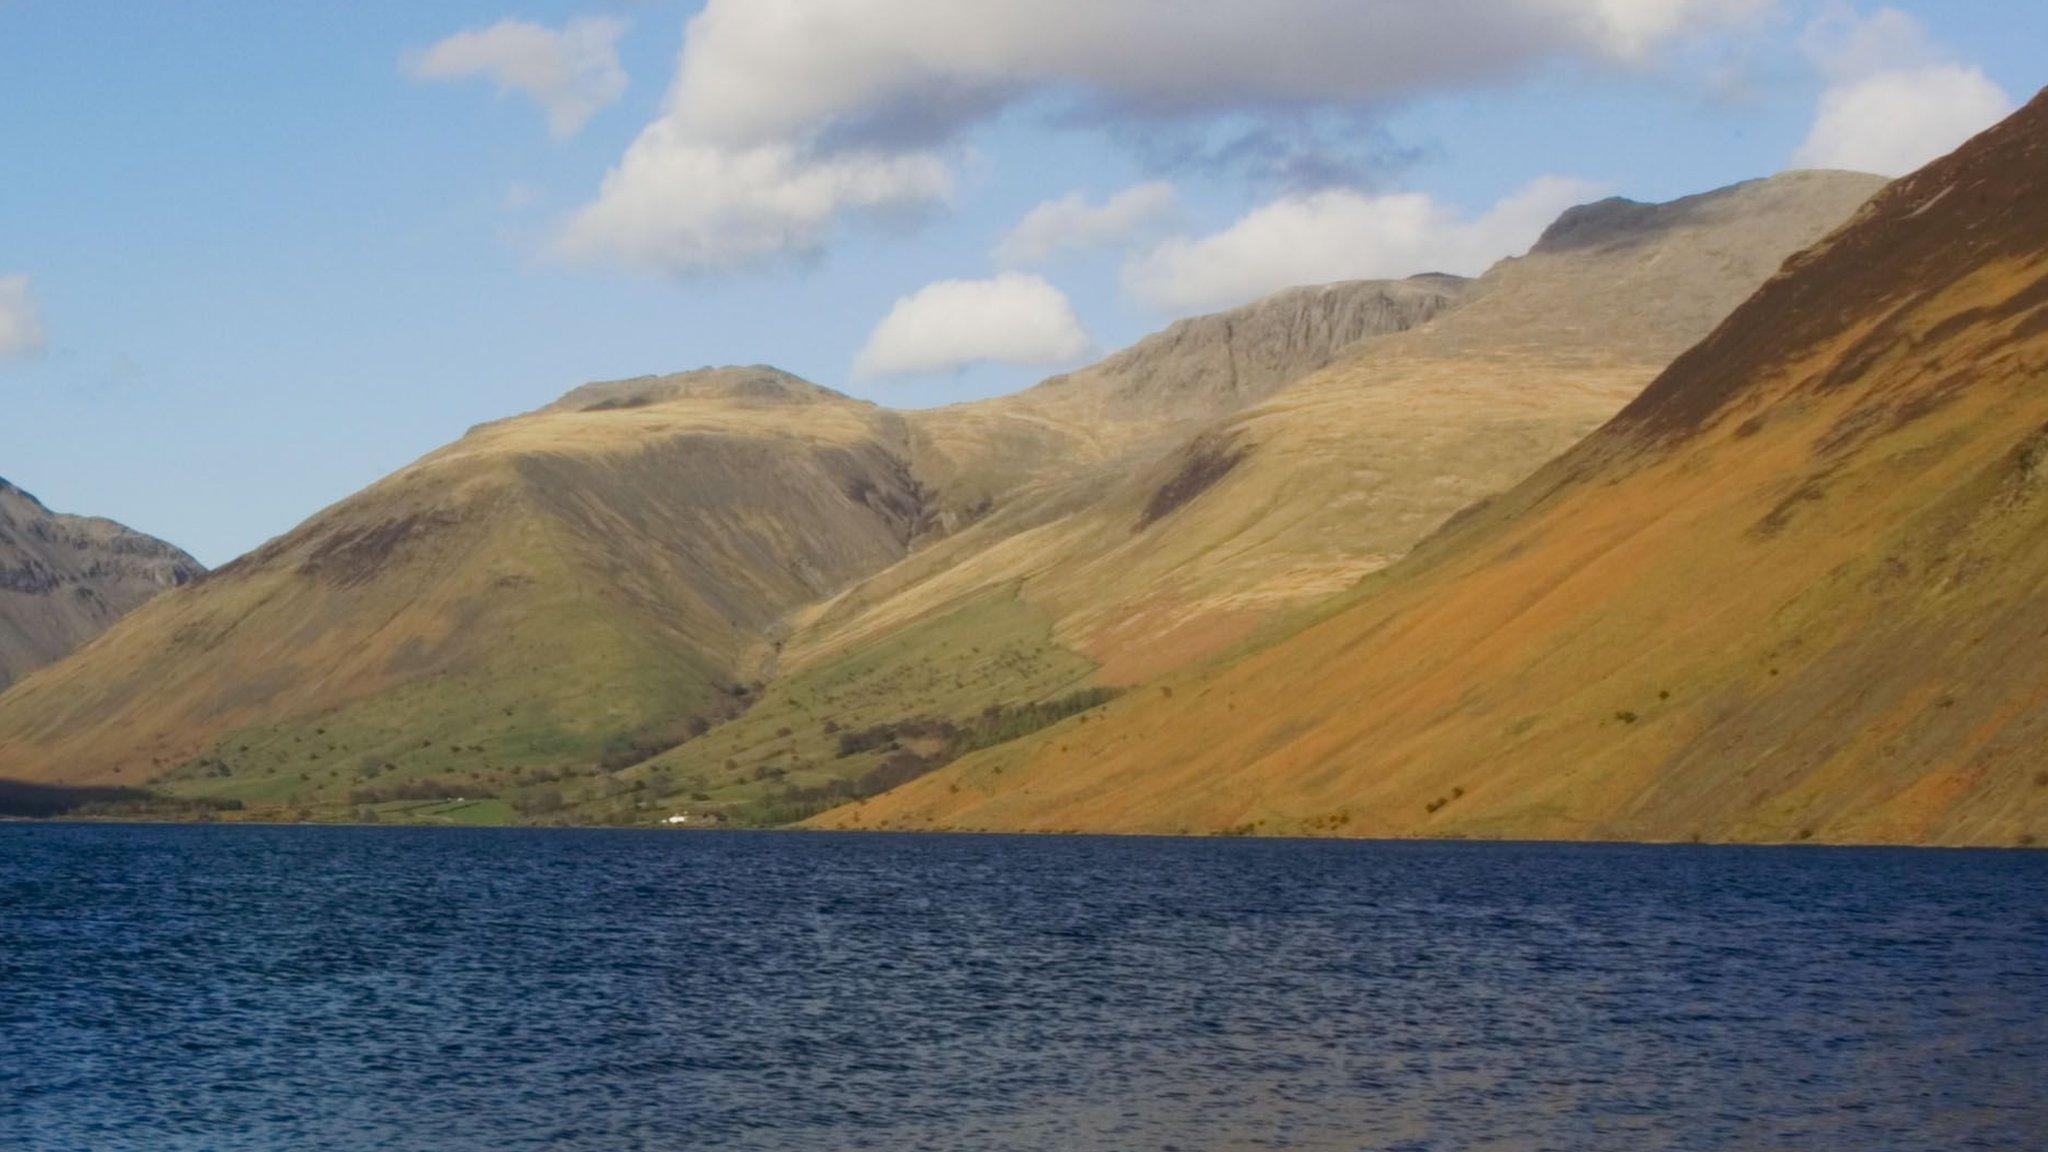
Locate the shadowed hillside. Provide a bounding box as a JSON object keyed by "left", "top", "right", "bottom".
{"left": 819, "top": 93, "right": 2048, "bottom": 848}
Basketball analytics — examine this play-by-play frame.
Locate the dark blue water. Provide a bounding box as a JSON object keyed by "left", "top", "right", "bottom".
{"left": 2, "top": 826, "right": 2043, "bottom": 1151}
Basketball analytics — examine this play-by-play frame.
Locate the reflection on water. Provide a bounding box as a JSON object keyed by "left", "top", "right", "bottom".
{"left": 2, "top": 825, "right": 2043, "bottom": 1150}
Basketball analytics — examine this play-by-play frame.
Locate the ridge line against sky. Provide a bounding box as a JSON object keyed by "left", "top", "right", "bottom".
{"left": 0, "top": 0, "right": 2034, "bottom": 565}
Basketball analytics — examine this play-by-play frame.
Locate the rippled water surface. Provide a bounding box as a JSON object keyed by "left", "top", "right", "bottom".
{"left": 2, "top": 825, "right": 2044, "bottom": 1150}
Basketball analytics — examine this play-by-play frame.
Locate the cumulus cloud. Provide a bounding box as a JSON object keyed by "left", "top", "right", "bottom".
{"left": 663, "top": 0, "right": 1766, "bottom": 146}
{"left": 1791, "top": 6, "right": 2013, "bottom": 176}
{"left": 0, "top": 275, "right": 46, "bottom": 361}
{"left": 562, "top": 0, "right": 1763, "bottom": 275}
{"left": 995, "top": 184, "right": 1181, "bottom": 266}
{"left": 1798, "top": 4, "right": 1936, "bottom": 79}
{"left": 410, "top": 17, "right": 629, "bottom": 139}
{"left": 1123, "top": 176, "right": 1604, "bottom": 314}
{"left": 556, "top": 130, "right": 953, "bottom": 275}
{"left": 1794, "top": 67, "right": 2011, "bottom": 176}
{"left": 854, "top": 273, "right": 1093, "bottom": 379}
{"left": 1577, "top": 0, "right": 1775, "bottom": 60}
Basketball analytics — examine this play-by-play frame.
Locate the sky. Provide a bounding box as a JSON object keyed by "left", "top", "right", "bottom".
{"left": 0, "top": 1, "right": 2038, "bottom": 566}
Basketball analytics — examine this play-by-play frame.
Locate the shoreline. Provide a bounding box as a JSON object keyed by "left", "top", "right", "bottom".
{"left": 7, "top": 813, "right": 2042, "bottom": 852}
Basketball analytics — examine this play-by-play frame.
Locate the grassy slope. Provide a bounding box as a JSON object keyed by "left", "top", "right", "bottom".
{"left": 818, "top": 97, "right": 2048, "bottom": 847}
{"left": 0, "top": 374, "right": 927, "bottom": 812}
{"left": 590, "top": 586, "right": 1098, "bottom": 826}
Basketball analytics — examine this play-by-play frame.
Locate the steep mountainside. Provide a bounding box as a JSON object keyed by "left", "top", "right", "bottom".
{"left": 821, "top": 94, "right": 2048, "bottom": 848}
{"left": 0, "top": 479, "right": 199, "bottom": 690}
{"left": 898, "top": 275, "right": 1470, "bottom": 516}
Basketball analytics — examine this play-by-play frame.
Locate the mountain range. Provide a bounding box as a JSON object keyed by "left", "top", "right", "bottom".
{"left": 6, "top": 90, "right": 2039, "bottom": 848}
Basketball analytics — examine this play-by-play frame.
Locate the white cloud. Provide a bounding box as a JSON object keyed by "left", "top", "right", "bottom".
{"left": 555, "top": 132, "right": 953, "bottom": 275}
{"left": 664, "top": 1, "right": 1768, "bottom": 147}
{"left": 1794, "top": 66, "right": 2011, "bottom": 176}
{"left": 0, "top": 276, "right": 46, "bottom": 361}
{"left": 854, "top": 273, "right": 1093, "bottom": 379}
{"left": 1792, "top": 7, "right": 2013, "bottom": 177}
{"left": 562, "top": 0, "right": 1764, "bottom": 276}
{"left": 1798, "top": 4, "right": 1938, "bottom": 80}
{"left": 995, "top": 184, "right": 1180, "bottom": 266}
{"left": 1123, "top": 176, "right": 1604, "bottom": 314}
{"left": 1574, "top": 0, "right": 1775, "bottom": 61}
{"left": 410, "top": 17, "right": 629, "bottom": 139}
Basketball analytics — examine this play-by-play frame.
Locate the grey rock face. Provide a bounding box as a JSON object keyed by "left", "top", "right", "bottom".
{"left": 1061, "top": 274, "right": 1471, "bottom": 420}
{"left": 0, "top": 478, "right": 202, "bottom": 691}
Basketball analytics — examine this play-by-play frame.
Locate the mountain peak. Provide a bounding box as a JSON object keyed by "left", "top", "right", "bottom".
{"left": 1529, "top": 170, "right": 1888, "bottom": 258}
{"left": 0, "top": 475, "right": 50, "bottom": 516}
{"left": 1031, "top": 274, "right": 1470, "bottom": 422}
{"left": 543, "top": 365, "right": 847, "bottom": 415}
{"left": 1421, "top": 169, "right": 1891, "bottom": 364}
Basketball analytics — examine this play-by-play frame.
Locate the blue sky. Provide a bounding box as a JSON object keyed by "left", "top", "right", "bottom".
{"left": 0, "top": 0, "right": 2038, "bottom": 565}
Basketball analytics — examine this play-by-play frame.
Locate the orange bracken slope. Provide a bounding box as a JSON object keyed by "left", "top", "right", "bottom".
{"left": 818, "top": 90, "right": 2048, "bottom": 848}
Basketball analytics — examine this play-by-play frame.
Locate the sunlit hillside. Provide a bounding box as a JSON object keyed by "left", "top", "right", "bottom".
{"left": 822, "top": 94, "right": 2048, "bottom": 849}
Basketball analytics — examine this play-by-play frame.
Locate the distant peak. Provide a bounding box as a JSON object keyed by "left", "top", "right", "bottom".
{"left": 1404, "top": 272, "right": 1468, "bottom": 289}
{"left": 1033, "top": 275, "right": 1470, "bottom": 419}
{"left": 0, "top": 476, "right": 52, "bottom": 515}
{"left": 1530, "top": 195, "right": 1656, "bottom": 253}
{"left": 1530, "top": 170, "right": 1889, "bottom": 257}
{"left": 544, "top": 366, "right": 848, "bottom": 415}
{"left": 1117, "top": 275, "right": 1470, "bottom": 359}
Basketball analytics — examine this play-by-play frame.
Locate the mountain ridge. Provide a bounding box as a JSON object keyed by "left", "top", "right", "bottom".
{"left": 770, "top": 168, "right": 1886, "bottom": 689}
{"left": 816, "top": 92, "right": 2048, "bottom": 848}
{"left": 0, "top": 166, "right": 1895, "bottom": 830}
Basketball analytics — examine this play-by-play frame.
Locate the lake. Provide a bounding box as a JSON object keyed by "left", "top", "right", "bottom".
{"left": 1, "top": 825, "right": 2043, "bottom": 1150}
